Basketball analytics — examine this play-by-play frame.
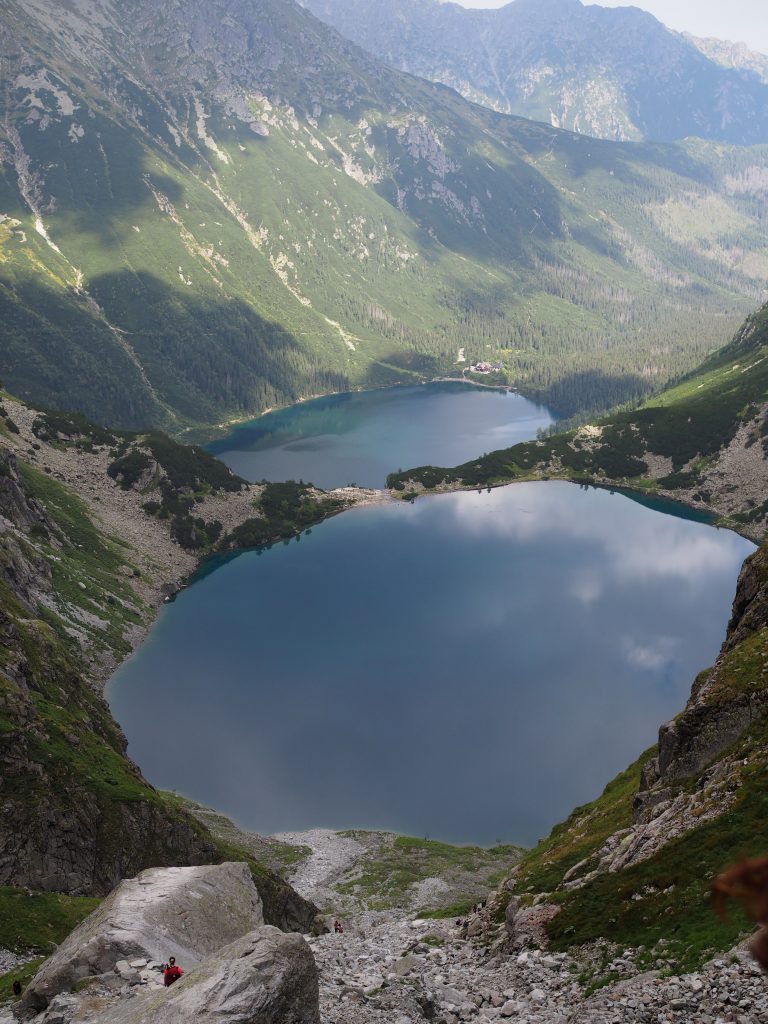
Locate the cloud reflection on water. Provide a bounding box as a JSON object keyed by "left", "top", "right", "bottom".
{"left": 109, "top": 482, "right": 754, "bottom": 847}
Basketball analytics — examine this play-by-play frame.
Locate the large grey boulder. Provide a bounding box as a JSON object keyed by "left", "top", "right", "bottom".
{"left": 22, "top": 863, "right": 262, "bottom": 1012}
{"left": 98, "top": 927, "right": 319, "bottom": 1024}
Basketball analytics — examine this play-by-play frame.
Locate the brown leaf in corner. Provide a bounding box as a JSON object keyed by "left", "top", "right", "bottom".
{"left": 712, "top": 856, "right": 768, "bottom": 970}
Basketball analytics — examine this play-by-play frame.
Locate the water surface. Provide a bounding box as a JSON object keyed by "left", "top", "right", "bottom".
{"left": 109, "top": 483, "right": 753, "bottom": 846}
{"left": 208, "top": 382, "right": 553, "bottom": 489}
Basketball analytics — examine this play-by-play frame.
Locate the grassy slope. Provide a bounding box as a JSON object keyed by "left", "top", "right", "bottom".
{"left": 540, "top": 719, "right": 767, "bottom": 972}
{"left": 1, "top": 0, "right": 768, "bottom": 430}
{"left": 334, "top": 832, "right": 523, "bottom": 914}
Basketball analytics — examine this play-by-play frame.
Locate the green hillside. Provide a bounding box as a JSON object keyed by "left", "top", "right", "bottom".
{"left": 1, "top": 0, "right": 768, "bottom": 431}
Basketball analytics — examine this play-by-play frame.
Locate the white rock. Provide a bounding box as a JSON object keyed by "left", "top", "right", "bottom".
{"left": 93, "top": 927, "right": 318, "bottom": 1024}
{"left": 22, "top": 863, "right": 263, "bottom": 1013}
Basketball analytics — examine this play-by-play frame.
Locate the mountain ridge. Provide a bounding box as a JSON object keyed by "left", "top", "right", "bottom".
{"left": 302, "top": 0, "right": 768, "bottom": 145}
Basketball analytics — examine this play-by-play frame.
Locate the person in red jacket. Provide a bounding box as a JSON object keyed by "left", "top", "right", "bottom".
{"left": 163, "top": 957, "right": 183, "bottom": 986}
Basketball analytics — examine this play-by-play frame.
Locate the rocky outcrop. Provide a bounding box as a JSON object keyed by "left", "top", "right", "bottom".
{"left": 0, "top": 449, "right": 52, "bottom": 539}
{"left": 21, "top": 862, "right": 263, "bottom": 1013}
{"left": 102, "top": 928, "right": 319, "bottom": 1024}
{"left": 636, "top": 545, "right": 768, "bottom": 809}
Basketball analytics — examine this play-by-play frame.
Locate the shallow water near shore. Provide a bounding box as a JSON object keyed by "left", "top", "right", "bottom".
{"left": 109, "top": 481, "right": 754, "bottom": 847}
{"left": 208, "top": 382, "right": 553, "bottom": 489}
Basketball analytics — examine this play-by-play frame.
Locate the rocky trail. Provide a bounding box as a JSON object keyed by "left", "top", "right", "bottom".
{"left": 2, "top": 833, "right": 766, "bottom": 1024}
{"left": 278, "top": 831, "right": 768, "bottom": 1024}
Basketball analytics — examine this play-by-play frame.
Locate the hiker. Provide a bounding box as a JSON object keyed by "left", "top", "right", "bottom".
{"left": 12, "top": 980, "right": 21, "bottom": 997}
{"left": 163, "top": 956, "right": 183, "bottom": 987}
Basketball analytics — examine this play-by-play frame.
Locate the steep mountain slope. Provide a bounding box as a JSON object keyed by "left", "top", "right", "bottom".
{"left": 302, "top": 0, "right": 768, "bottom": 145}
{"left": 687, "top": 33, "right": 768, "bottom": 85}
{"left": 0, "top": 394, "right": 361, "bottom": 928}
{"left": 388, "top": 300, "right": 768, "bottom": 540}
{"left": 1, "top": 0, "right": 768, "bottom": 431}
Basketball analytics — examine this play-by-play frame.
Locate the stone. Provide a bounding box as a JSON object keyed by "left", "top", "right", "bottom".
{"left": 22, "top": 863, "right": 263, "bottom": 1012}
{"left": 504, "top": 897, "right": 520, "bottom": 938}
{"left": 94, "top": 927, "right": 319, "bottom": 1024}
{"left": 38, "top": 993, "right": 79, "bottom": 1024}
{"left": 393, "top": 955, "right": 421, "bottom": 977}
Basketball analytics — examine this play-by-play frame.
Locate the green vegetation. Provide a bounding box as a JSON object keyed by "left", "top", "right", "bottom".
{"left": 17, "top": 460, "right": 146, "bottom": 663}
{"left": 0, "top": 959, "right": 45, "bottom": 1003}
{"left": 514, "top": 747, "right": 658, "bottom": 898}
{"left": 388, "top": 301, "right": 768, "bottom": 518}
{"left": 0, "top": 889, "right": 99, "bottom": 955}
{"left": 222, "top": 481, "right": 347, "bottom": 551}
{"left": 544, "top": 721, "right": 768, "bottom": 971}
{"left": 418, "top": 899, "right": 477, "bottom": 920}
{"left": 334, "top": 833, "right": 522, "bottom": 911}
{"left": 2, "top": 0, "right": 767, "bottom": 434}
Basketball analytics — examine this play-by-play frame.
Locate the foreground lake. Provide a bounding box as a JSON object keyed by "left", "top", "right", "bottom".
{"left": 208, "top": 382, "right": 553, "bottom": 489}
{"left": 108, "top": 482, "right": 754, "bottom": 847}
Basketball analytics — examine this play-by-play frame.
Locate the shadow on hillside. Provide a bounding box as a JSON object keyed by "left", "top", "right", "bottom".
{"left": 0, "top": 270, "right": 349, "bottom": 431}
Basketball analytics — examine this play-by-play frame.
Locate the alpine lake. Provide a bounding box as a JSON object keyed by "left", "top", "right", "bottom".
{"left": 108, "top": 383, "right": 755, "bottom": 847}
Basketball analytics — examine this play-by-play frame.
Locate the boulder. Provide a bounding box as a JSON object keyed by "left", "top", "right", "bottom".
{"left": 22, "top": 863, "right": 263, "bottom": 1012}
{"left": 98, "top": 927, "right": 319, "bottom": 1024}
{"left": 503, "top": 895, "right": 520, "bottom": 938}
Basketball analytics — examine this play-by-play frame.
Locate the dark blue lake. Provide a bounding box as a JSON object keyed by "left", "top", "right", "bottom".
{"left": 108, "top": 482, "right": 754, "bottom": 847}
{"left": 208, "top": 382, "right": 553, "bottom": 489}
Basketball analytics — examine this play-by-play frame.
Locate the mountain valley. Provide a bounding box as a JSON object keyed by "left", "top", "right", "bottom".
{"left": 0, "top": 1, "right": 767, "bottom": 1022}
{"left": 2, "top": 0, "right": 768, "bottom": 432}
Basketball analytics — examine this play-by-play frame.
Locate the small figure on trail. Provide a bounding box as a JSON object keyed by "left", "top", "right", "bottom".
{"left": 163, "top": 956, "right": 183, "bottom": 987}
{"left": 12, "top": 980, "right": 22, "bottom": 997}
{"left": 333, "top": 919, "right": 344, "bottom": 934}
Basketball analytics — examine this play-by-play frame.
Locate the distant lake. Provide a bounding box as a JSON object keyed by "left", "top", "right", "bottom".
{"left": 208, "top": 382, "right": 553, "bottom": 489}
{"left": 108, "top": 483, "right": 754, "bottom": 847}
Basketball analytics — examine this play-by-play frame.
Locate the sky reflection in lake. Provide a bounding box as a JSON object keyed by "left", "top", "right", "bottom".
{"left": 208, "top": 382, "right": 553, "bottom": 489}
{"left": 108, "top": 483, "right": 754, "bottom": 846}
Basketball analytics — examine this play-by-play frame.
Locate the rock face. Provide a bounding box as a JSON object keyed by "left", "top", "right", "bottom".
{"left": 102, "top": 927, "right": 319, "bottom": 1024}
{"left": 302, "top": 0, "right": 768, "bottom": 145}
{"left": 21, "top": 863, "right": 263, "bottom": 1013}
{"left": 637, "top": 544, "right": 768, "bottom": 806}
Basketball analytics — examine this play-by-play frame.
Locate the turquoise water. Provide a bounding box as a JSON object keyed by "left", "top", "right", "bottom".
{"left": 208, "top": 382, "right": 553, "bottom": 489}
{"left": 109, "top": 482, "right": 754, "bottom": 846}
